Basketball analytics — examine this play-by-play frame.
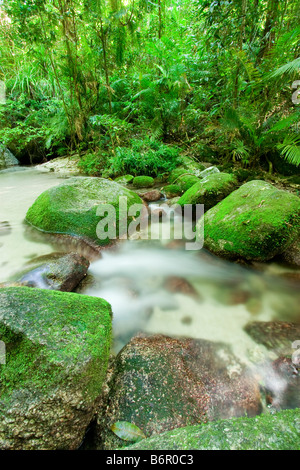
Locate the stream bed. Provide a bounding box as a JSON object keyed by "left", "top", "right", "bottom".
{"left": 1, "top": 166, "right": 299, "bottom": 410}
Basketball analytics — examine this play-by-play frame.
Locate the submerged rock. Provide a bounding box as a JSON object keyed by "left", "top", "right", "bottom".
{"left": 95, "top": 334, "right": 261, "bottom": 450}
{"left": 16, "top": 252, "right": 90, "bottom": 291}
{"left": 25, "top": 177, "right": 142, "bottom": 246}
{"left": 197, "top": 180, "right": 300, "bottom": 261}
{"left": 0, "top": 286, "right": 112, "bottom": 450}
{"left": 244, "top": 321, "right": 300, "bottom": 355}
{"left": 123, "top": 408, "right": 300, "bottom": 450}
{"left": 178, "top": 172, "right": 237, "bottom": 210}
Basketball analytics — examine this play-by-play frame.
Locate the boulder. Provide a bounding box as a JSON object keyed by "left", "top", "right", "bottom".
{"left": 197, "top": 180, "right": 300, "bottom": 261}
{"left": 132, "top": 176, "right": 154, "bottom": 188}
{"left": 123, "top": 408, "right": 300, "bottom": 450}
{"left": 278, "top": 239, "right": 300, "bottom": 267}
{"left": 16, "top": 252, "right": 90, "bottom": 291}
{"left": 244, "top": 321, "right": 300, "bottom": 356}
{"left": 162, "top": 185, "right": 182, "bottom": 199}
{"left": 95, "top": 334, "right": 261, "bottom": 449}
{"left": 176, "top": 174, "right": 200, "bottom": 192}
{"left": 178, "top": 172, "right": 237, "bottom": 210}
{"left": 0, "top": 146, "right": 19, "bottom": 171}
{"left": 140, "top": 190, "right": 163, "bottom": 202}
{"left": 0, "top": 286, "right": 112, "bottom": 450}
{"left": 25, "top": 177, "right": 142, "bottom": 246}
{"left": 114, "top": 175, "right": 134, "bottom": 185}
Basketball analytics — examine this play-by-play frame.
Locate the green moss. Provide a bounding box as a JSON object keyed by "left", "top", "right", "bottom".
{"left": 197, "top": 180, "right": 300, "bottom": 261}
{"left": 178, "top": 172, "right": 237, "bottom": 210}
{"left": 123, "top": 408, "right": 300, "bottom": 450}
{"left": 114, "top": 175, "right": 134, "bottom": 184}
{"left": 132, "top": 176, "right": 154, "bottom": 188}
{"left": 162, "top": 184, "right": 183, "bottom": 198}
{"left": 176, "top": 174, "right": 200, "bottom": 192}
{"left": 25, "top": 177, "right": 142, "bottom": 245}
{"left": 0, "top": 287, "right": 112, "bottom": 402}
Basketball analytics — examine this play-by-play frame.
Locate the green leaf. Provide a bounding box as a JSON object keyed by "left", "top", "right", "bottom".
{"left": 111, "top": 421, "right": 146, "bottom": 442}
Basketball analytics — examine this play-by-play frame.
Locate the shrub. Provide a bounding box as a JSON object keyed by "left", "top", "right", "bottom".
{"left": 106, "top": 138, "right": 180, "bottom": 177}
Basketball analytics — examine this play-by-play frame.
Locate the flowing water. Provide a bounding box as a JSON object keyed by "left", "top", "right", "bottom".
{"left": 1, "top": 167, "right": 299, "bottom": 408}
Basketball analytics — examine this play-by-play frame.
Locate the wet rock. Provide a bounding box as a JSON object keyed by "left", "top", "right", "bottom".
{"left": 95, "top": 334, "right": 261, "bottom": 449}
{"left": 164, "top": 276, "right": 200, "bottom": 299}
{"left": 197, "top": 180, "right": 300, "bottom": 261}
{"left": 263, "top": 357, "right": 300, "bottom": 410}
{"left": 140, "top": 190, "right": 163, "bottom": 202}
{"left": 25, "top": 177, "right": 142, "bottom": 246}
{"left": 278, "top": 240, "right": 300, "bottom": 267}
{"left": 244, "top": 321, "right": 300, "bottom": 355}
{"left": 16, "top": 252, "right": 90, "bottom": 292}
{"left": 0, "top": 286, "right": 112, "bottom": 450}
{"left": 178, "top": 173, "right": 238, "bottom": 211}
{"left": 123, "top": 408, "right": 300, "bottom": 450}
{"left": 151, "top": 207, "right": 167, "bottom": 220}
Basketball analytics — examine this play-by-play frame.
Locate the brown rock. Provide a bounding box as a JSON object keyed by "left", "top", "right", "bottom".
{"left": 141, "top": 190, "right": 163, "bottom": 202}
{"left": 244, "top": 321, "right": 300, "bottom": 355}
{"left": 164, "top": 276, "right": 200, "bottom": 299}
{"left": 95, "top": 334, "right": 261, "bottom": 449}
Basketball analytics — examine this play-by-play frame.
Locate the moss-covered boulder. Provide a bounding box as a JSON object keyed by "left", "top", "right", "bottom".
{"left": 15, "top": 252, "right": 89, "bottom": 291}
{"left": 0, "top": 286, "right": 112, "bottom": 450}
{"left": 123, "top": 408, "right": 300, "bottom": 450}
{"left": 197, "top": 180, "right": 300, "bottom": 261}
{"left": 25, "top": 177, "right": 142, "bottom": 246}
{"left": 180, "top": 157, "right": 206, "bottom": 175}
{"left": 132, "top": 176, "right": 154, "bottom": 188}
{"left": 162, "top": 184, "right": 182, "bottom": 198}
{"left": 95, "top": 334, "right": 261, "bottom": 450}
{"left": 176, "top": 174, "right": 200, "bottom": 192}
{"left": 178, "top": 172, "right": 237, "bottom": 210}
{"left": 114, "top": 174, "right": 134, "bottom": 184}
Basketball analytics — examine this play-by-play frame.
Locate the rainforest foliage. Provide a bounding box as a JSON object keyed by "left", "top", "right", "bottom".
{"left": 0, "top": 0, "right": 299, "bottom": 174}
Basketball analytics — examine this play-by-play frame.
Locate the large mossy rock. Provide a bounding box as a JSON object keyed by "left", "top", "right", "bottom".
{"left": 178, "top": 172, "right": 237, "bottom": 210}
{"left": 176, "top": 174, "right": 200, "bottom": 192}
{"left": 197, "top": 180, "right": 300, "bottom": 261}
{"left": 0, "top": 286, "right": 112, "bottom": 450}
{"left": 123, "top": 408, "right": 300, "bottom": 450}
{"left": 95, "top": 334, "right": 261, "bottom": 450}
{"left": 25, "top": 177, "right": 142, "bottom": 246}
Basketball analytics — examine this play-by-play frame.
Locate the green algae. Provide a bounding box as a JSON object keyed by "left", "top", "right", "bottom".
{"left": 0, "top": 287, "right": 112, "bottom": 402}
{"left": 197, "top": 180, "right": 300, "bottom": 261}
{"left": 123, "top": 408, "right": 300, "bottom": 450}
{"left": 132, "top": 176, "right": 154, "bottom": 188}
{"left": 178, "top": 172, "right": 237, "bottom": 209}
{"left": 25, "top": 177, "right": 142, "bottom": 245}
